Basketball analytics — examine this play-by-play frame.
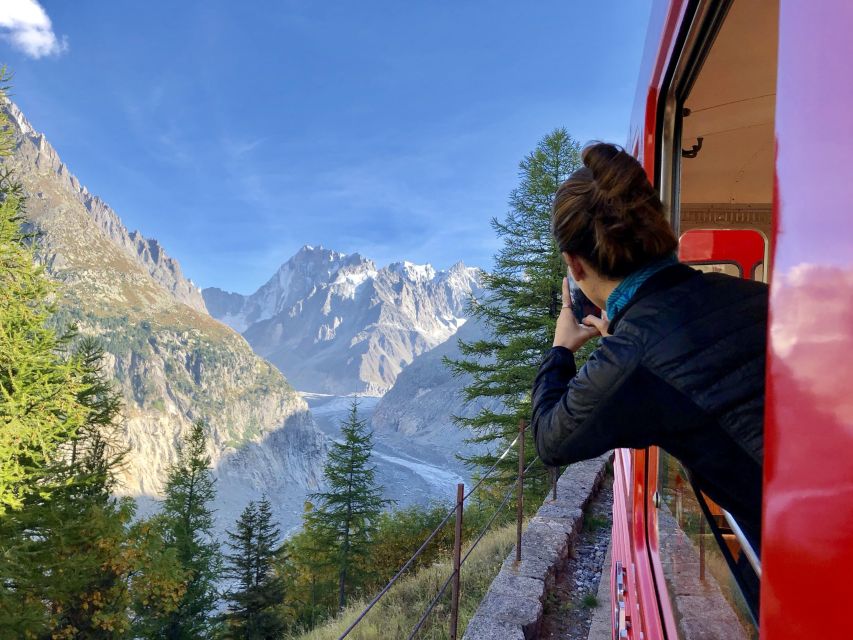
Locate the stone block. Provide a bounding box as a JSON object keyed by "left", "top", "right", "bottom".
{"left": 462, "top": 453, "right": 612, "bottom": 640}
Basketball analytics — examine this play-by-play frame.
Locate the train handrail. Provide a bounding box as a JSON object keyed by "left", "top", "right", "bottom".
{"left": 722, "top": 509, "right": 762, "bottom": 578}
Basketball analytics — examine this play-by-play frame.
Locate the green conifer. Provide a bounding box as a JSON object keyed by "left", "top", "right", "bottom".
{"left": 446, "top": 128, "right": 586, "bottom": 486}
{"left": 222, "top": 497, "right": 285, "bottom": 638}
{"left": 154, "top": 420, "right": 222, "bottom": 639}
{"left": 305, "top": 399, "right": 390, "bottom": 611}
{"left": 0, "top": 70, "right": 88, "bottom": 515}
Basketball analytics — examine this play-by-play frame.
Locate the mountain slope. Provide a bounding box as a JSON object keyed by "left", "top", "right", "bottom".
{"left": 370, "top": 315, "right": 499, "bottom": 463}
{"left": 204, "top": 246, "right": 482, "bottom": 395}
{"left": 1, "top": 100, "right": 326, "bottom": 531}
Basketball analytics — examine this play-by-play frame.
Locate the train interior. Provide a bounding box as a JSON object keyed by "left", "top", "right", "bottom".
{"left": 655, "top": 0, "right": 778, "bottom": 637}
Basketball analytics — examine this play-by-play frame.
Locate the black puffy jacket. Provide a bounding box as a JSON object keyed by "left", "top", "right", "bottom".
{"left": 531, "top": 264, "right": 767, "bottom": 546}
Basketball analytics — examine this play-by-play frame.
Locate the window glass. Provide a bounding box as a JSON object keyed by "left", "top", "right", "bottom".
{"left": 687, "top": 261, "right": 743, "bottom": 277}
{"left": 657, "top": 451, "right": 759, "bottom": 639}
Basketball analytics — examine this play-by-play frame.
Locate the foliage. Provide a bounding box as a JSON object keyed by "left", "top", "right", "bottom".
{"left": 0, "top": 75, "right": 89, "bottom": 513}
{"left": 147, "top": 420, "right": 222, "bottom": 639}
{"left": 303, "top": 400, "right": 391, "bottom": 612}
{"left": 0, "top": 338, "right": 186, "bottom": 638}
{"left": 278, "top": 509, "right": 339, "bottom": 630}
{"left": 285, "top": 522, "right": 518, "bottom": 640}
{"left": 446, "top": 128, "right": 588, "bottom": 491}
{"left": 221, "top": 497, "right": 286, "bottom": 639}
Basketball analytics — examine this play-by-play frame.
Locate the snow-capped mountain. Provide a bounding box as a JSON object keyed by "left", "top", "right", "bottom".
{"left": 203, "top": 246, "right": 482, "bottom": 395}
{"left": 0, "top": 99, "right": 326, "bottom": 533}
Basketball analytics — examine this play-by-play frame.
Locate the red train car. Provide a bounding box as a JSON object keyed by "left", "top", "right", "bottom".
{"left": 611, "top": 1, "right": 853, "bottom": 638}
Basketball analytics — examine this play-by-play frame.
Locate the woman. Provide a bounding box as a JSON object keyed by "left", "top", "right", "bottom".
{"left": 531, "top": 143, "right": 767, "bottom": 549}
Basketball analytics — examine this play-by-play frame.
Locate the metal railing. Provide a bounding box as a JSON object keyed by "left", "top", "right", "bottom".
{"left": 338, "top": 419, "right": 551, "bottom": 640}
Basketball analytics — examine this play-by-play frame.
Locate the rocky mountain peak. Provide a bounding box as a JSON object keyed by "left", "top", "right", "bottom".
{"left": 1, "top": 98, "right": 207, "bottom": 314}
{"left": 204, "top": 247, "right": 483, "bottom": 395}
{"left": 2, "top": 98, "right": 327, "bottom": 536}
{"left": 387, "top": 260, "right": 437, "bottom": 283}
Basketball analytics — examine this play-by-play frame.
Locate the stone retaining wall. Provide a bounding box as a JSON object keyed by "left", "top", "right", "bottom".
{"left": 463, "top": 454, "right": 611, "bottom": 640}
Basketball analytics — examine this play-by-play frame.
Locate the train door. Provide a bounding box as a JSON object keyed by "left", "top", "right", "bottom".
{"left": 648, "top": 0, "right": 779, "bottom": 638}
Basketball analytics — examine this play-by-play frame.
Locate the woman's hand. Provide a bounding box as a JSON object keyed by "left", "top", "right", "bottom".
{"left": 582, "top": 311, "right": 610, "bottom": 338}
{"left": 553, "top": 277, "right": 603, "bottom": 352}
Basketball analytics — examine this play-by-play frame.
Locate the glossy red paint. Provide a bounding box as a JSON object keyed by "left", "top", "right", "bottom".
{"left": 644, "top": 448, "right": 679, "bottom": 636}
{"left": 610, "top": 1, "right": 691, "bottom": 638}
{"left": 762, "top": 1, "right": 853, "bottom": 637}
{"left": 611, "top": 450, "right": 637, "bottom": 639}
{"left": 679, "top": 229, "right": 767, "bottom": 276}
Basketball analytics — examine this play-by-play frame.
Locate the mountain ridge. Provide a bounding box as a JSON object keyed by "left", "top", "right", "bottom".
{"left": 1, "top": 98, "right": 326, "bottom": 533}
{"left": 4, "top": 101, "right": 208, "bottom": 314}
{"left": 203, "top": 245, "right": 483, "bottom": 395}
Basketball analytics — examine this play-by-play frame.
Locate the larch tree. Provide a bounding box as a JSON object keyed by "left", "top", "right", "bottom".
{"left": 0, "top": 70, "right": 88, "bottom": 515}
{"left": 446, "top": 128, "right": 588, "bottom": 489}
{"left": 0, "top": 73, "right": 185, "bottom": 637}
{"left": 222, "top": 497, "right": 286, "bottom": 639}
{"left": 305, "top": 399, "right": 390, "bottom": 611}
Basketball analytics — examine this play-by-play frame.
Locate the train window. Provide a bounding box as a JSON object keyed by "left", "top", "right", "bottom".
{"left": 654, "top": 0, "right": 778, "bottom": 637}
{"left": 687, "top": 261, "right": 742, "bottom": 277}
{"left": 657, "top": 452, "right": 759, "bottom": 639}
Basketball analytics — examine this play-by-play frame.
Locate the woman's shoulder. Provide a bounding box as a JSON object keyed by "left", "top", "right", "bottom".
{"left": 615, "top": 267, "right": 768, "bottom": 346}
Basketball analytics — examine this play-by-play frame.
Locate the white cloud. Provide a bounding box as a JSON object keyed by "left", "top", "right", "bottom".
{"left": 0, "top": 0, "right": 68, "bottom": 59}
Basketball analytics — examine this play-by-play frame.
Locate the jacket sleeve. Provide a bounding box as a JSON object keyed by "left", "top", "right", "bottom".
{"left": 531, "top": 335, "right": 643, "bottom": 466}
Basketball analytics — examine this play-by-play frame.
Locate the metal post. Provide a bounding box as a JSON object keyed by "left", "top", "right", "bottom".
{"left": 449, "top": 483, "right": 464, "bottom": 640}
{"left": 516, "top": 420, "right": 525, "bottom": 563}
{"left": 551, "top": 466, "right": 558, "bottom": 501}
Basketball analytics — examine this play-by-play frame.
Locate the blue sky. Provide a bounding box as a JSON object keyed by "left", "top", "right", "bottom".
{"left": 2, "top": 1, "right": 651, "bottom": 294}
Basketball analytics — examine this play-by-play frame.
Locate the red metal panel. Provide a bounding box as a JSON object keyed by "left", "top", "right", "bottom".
{"left": 763, "top": 1, "right": 853, "bottom": 638}
{"left": 678, "top": 229, "right": 766, "bottom": 274}
{"left": 619, "top": 2, "right": 691, "bottom": 639}
{"left": 644, "top": 447, "right": 679, "bottom": 635}
{"left": 612, "top": 451, "right": 635, "bottom": 640}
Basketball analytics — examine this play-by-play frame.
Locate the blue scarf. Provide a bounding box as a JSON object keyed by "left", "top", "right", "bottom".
{"left": 606, "top": 255, "right": 679, "bottom": 318}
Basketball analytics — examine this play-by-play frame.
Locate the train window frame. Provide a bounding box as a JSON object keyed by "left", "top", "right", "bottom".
{"left": 678, "top": 227, "right": 770, "bottom": 283}
{"left": 649, "top": 0, "right": 775, "bottom": 637}
{"left": 682, "top": 260, "right": 743, "bottom": 277}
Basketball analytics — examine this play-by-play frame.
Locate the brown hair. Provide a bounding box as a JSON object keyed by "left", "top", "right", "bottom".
{"left": 551, "top": 142, "right": 677, "bottom": 278}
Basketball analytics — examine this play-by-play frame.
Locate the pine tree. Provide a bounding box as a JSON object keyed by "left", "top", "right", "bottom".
{"left": 277, "top": 503, "right": 338, "bottom": 629}
{"left": 222, "top": 497, "right": 285, "bottom": 638}
{"left": 305, "top": 399, "right": 390, "bottom": 611}
{"left": 153, "top": 420, "right": 222, "bottom": 639}
{"left": 446, "top": 128, "right": 586, "bottom": 486}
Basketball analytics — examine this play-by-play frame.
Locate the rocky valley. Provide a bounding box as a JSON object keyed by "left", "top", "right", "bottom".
{"left": 1, "top": 100, "right": 326, "bottom": 533}
{"left": 1, "top": 97, "right": 493, "bottom": 536}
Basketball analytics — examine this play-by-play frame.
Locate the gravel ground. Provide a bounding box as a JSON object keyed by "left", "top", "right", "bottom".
{"left": 539, "top": 473, "right": 614, "bottom": 640}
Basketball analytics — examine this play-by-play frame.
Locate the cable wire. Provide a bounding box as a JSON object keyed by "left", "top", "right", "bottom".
{"left": 407, "top": 455, "right": 542, "bottom": 640}
{"left": 337, "top": 504, "right": 456, "bottom": 639}
{"left": 463, "top": 433, "right": 520, "bottom": 500}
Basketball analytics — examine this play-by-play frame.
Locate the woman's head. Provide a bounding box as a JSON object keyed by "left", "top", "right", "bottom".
{"left": 552, "top": 142, "right": 677, "bottom": 280}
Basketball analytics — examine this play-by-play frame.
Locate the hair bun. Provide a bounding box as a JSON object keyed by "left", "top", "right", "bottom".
{"left": 551, "top": 142, "right": 677, "bottom": 278}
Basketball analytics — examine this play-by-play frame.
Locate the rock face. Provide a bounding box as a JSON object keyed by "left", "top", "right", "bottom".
{"left": 4, "top": 102, "right": 208, "bottom": 314}
{"left": 1, "top": 100, "right": 326, "bottom": 532}
{"left": 203, "top": 246, "right": 482, "bottom": 395}
{"left": 370, "top": 315, "right": 499, "bottom": 458}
